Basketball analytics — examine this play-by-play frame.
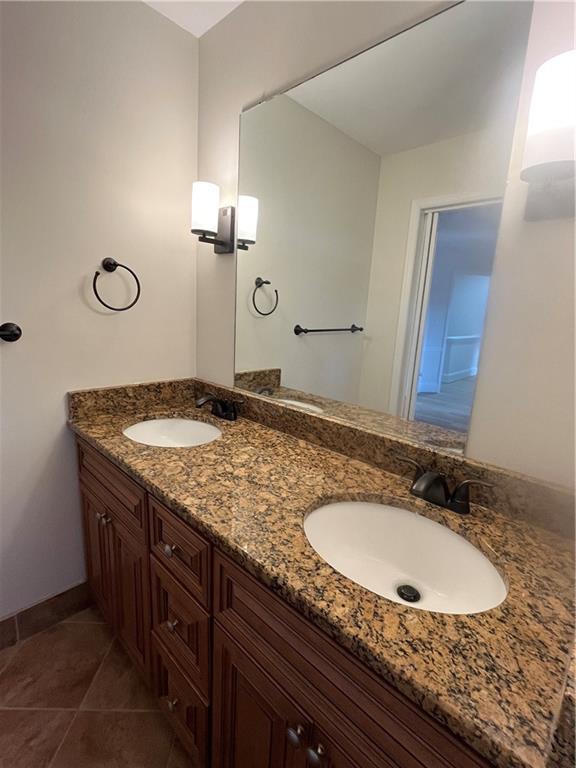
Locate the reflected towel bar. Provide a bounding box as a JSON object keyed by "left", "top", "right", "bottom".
{"left": 294, "top": 324, "right": 363, "bottom": 336}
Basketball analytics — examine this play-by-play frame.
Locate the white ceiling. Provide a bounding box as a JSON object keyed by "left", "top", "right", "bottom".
{"left": 146, "top": 1, "right": 242, "bottom": 38}
{"left": 288, "top": 2, "right": 533, "bottom": 157}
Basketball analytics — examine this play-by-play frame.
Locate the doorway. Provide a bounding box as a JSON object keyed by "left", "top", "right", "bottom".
{"left": 405, "top": 201, "right": 502, "bottom": 434}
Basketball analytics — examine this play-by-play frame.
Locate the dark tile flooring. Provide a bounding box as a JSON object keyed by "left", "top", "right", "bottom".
{"left": 0, "top": 607, "right": 192, "bottom": 768}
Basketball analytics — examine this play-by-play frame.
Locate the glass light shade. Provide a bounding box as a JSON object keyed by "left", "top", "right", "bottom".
{"left": 521, "top": 49, "right": 576, "bottom": 182}
{"left": 237, "top": 195, "right": 259, "bottom": 244}
{"left": 191, "top": 181, "right": 220, "bottom": 235}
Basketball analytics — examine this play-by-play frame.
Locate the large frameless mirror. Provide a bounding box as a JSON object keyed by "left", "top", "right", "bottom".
{"left": 235, "top": 1, "right": 536, "bottom": 454}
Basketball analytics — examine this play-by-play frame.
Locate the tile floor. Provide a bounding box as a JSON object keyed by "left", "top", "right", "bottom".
{"left": 0, "top": 606, "right": 192, "bottom": 768}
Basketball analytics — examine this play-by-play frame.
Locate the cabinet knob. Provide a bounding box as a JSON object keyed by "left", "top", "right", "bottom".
{"left": 101, "top": 516, "right": 112, "bottom": 527}
{"left": 305, "top": 744, "right": 326, "bottom": 766}
{"left": 163, "top": 543, "right": 177, "bottom": 558}
{"left": 166, "top": 697, "right": 179, "bottom": 713}
{"left": 95, "top": 512, "right": 105, "bottom": 521}
{"left": 286, "top": 724, "right": 305, "bottom": 749}
{"left": 166, "top": 619, "right": 179, "bottom": 633}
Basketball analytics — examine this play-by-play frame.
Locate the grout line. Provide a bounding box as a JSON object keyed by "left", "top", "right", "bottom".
{"left": 62, "top": 620, "right": 105, "bottom": 625}
{"left": 0, "top": 706, "right": 159, "bottom": 713}
{"left": 45, "top": 625, "right": 116, "bottom": 768}
{"left": 77, "top": 636, "right": 116, "bottom": 712}
{"left": 0, "top": 706, "right": 78, "bottom": 712}
{"left": 79, "top": 707, "right": 160, "bottom": 713}
{"left": 45, "top": 710, "right": 78, "bottom": 768}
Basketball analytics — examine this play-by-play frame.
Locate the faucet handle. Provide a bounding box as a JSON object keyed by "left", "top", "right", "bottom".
{"left": 449, "top": 479, "right": 494, "bottom": 514}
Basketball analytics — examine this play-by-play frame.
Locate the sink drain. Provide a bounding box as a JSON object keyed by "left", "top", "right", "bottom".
{"left": 396, "top": 584, "right": 421, "bottom": 603}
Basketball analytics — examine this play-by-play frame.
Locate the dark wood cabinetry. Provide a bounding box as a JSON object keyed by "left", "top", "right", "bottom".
{"left": 77, "top": 440, "right": 491, "bottom": 768}
{"left": 81, "top": 483, "right": 114, "bottom": 626}
{"left": 78, "top": 442, "right": 151, "bottom": 680}
{"left": 150, "top": 556, "right": 211, "bottom": 698}
{"left": 152, "top": 637, "right": 209, "bottom": 766}
{"left": 113, "top": 519, "right": 151, "bottom": 676}
{"left": 212, "top": 626, "right": 311, "bottom": 768}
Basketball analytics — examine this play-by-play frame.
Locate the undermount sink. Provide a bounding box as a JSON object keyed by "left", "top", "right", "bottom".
{"left": 274, "top": 398, "right": 324, "bottom": 414}
{"left": 123, "top": 418, "right": 222, "bottom": 448}
{"left": 304, "top": 501, "right": 507, "bottom": 615}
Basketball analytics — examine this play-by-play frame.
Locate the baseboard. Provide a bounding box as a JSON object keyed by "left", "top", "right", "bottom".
{"left": 0, "top": 581, "right": 91, "bottom": 650}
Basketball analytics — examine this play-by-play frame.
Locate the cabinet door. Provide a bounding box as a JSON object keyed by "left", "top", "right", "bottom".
{"left": 80, "top": 486, "right": 114, "bottom": 625}
{"left": 213, "top": 627, "right": 310, "bottom": 768}
{"left": 112, "top": 519, "right": 151, "bottom": 681}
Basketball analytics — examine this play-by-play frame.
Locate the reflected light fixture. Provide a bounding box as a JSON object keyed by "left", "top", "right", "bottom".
{"left": 521, "top": 49, "right": 576, "bottom": 183}
{"left": 237, "top": 195, "right": 259, "bottom": 250}
{"left": 191, "top": 182, "right": 258, "bottom": 253}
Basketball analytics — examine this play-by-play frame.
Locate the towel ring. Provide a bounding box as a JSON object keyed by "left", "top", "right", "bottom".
{"left": 252, "top": 277, "right": 279, "bottom": 316}
{"left": 92, "top": 258, "right": 141, "bottom": 312}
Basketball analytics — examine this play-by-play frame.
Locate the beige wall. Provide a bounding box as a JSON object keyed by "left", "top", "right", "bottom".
{"left": 0, "top": 2, "right": 198, "bottom": 617}
{"left": 359, "top": 124, "right": 515, "bottom": 414}
{"left": 197, "top": 0, "right": 452, "bottom": 386}
{"left": 236, "top": 95, "right": 380, "bottom": 402}
{"left": 467, "top": 1, "right": 575, "bottom": 489}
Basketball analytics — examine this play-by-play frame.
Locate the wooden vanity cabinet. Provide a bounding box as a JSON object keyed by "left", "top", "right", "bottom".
{"left": 80, "top": 482, "right": 115, "bottom": 626}
{"left": 78, "top": 442, "right": 151, "bottom": 680}
{"left": 213, "top": 553, "right": 490, "bottom": 768}
{"left": 77, "top": 440, "right": 491, "bottom": 768}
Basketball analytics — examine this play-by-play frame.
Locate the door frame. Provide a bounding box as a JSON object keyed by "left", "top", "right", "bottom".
{"left": 388, "top": 192, "right": 502, "bottom": 420}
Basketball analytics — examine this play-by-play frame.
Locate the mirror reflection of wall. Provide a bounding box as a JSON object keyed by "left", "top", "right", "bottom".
{"left": 235, "top": 1, "right": 534, "bottom": 451}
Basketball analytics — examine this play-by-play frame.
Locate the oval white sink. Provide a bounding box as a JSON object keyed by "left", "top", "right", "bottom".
{"left": 274, "top": 398, "right": 323, "bottom": 414}
{"left": 123, "top": 418, "right": 222, "bottom": 448}
{"left": 304, "top": 501, "right": 507, "bottom": 614}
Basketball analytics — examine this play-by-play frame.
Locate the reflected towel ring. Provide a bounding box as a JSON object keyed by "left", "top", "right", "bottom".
{"left": 252, "top": 277, "right": 279, "bottom": 316}
{"left": 92, "top": 258, "right": 141, "bottom": 312}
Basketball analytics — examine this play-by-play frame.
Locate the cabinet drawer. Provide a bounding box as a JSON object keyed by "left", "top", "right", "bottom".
{"left": 78, "top": 440, "right": 147, "bottom": 543}
{"left": 149, "top": 497, "right": 211, "bottom": 609}
{"left": 152, "top": 637, "right": 209, "bottom": 767}
{"left": 150, "top": 556, "right": 210, "bottom": 698}
{"left": 214, "top": 552, "right": 489, "bottom": 768}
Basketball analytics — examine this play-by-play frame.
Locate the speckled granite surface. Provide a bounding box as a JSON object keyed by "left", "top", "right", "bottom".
{"left": 68, "top": 379, "right": 574, "bottom": 768}
{"left": 68, "top": 377, "right": 575, "bottom": 539}
{"left": 547, "top": 655, "right": 575, "bottom": 768}
{"left": 235, "top": 368, "right": 281, "bottom": 390}
{"left": 235, "top": 377, "right": 467, "bottom": 451}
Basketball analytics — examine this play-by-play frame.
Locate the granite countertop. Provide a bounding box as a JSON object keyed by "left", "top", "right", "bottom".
{"left": 68, "top": 398, "right": 574, "bottom": 768}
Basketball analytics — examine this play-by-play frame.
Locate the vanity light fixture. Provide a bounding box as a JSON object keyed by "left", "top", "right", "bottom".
{"left": 191, "top": 182, "right": 259, "bottom": 254}
{"left": 521, "top": 49, "right": 576, "bottom": 183}
{"left": 191, "top": 181, "right": 235, "bottom": 254}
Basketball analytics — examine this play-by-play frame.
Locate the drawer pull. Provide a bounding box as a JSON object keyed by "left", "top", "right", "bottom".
{"left": 163, "top": 543, "right": 177, "bottom": 558}
{"left": 166, "top": 697, "right": 179, "bottom": 713}
{"left": 286, "top": 724, "right": 305, "bottom": 749}
{"left": 305, "top": 744, "right": 326, "bottom": 766}
{"left": 166, "top": 619, "right": 179, "bottom": 633}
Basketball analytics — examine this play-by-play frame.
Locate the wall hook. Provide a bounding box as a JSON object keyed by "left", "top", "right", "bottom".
{"left": 92, "top": 258, "right": 141, "bottom": 312}
{"left": 252, "top": 277, "right": 279, "bottom": 316}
